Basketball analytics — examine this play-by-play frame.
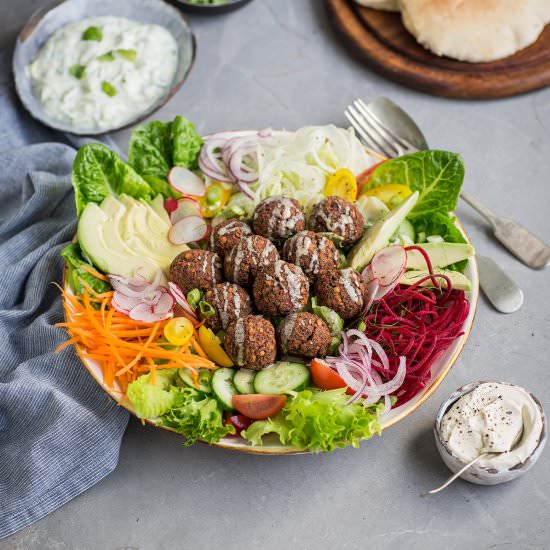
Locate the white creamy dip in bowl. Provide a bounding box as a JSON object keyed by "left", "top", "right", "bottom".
{"left": 434, "top": 381, "right": 546, "bottom": 485}
{"left": 13, "top": 0, "right": 195, "bottom": 135}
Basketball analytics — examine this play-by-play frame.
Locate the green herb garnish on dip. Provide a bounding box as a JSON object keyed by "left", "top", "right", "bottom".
{"left": 101, "top": 81, "right": 117, "bottom": 97}
{"left": 97, "top": 51, "right": 115, "bottom": 62}
{"left": 69, "top": 64, "right": 86, "bottom": 79}
{"left": 81, "top": 26, "right": 103, "bottom": 41}
{"left": 117, "top": 49, "right": 137, "bottom": 62}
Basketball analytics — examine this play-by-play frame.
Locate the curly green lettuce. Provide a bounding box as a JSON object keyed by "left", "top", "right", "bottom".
{"left": 242, "top": 388, "right": 384, "bottom": 453}
{"left": 159, "top": 386, "right": 235, "bottom": 446}
{"left": 127, "top": 369, "right": 178, "bottom": 419}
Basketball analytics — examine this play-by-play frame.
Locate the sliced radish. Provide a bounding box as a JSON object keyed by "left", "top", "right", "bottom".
{"left": 169, "top": 215, "right": 208, "bottom": 245}
{"left": 154, "top": 291, "right": 175, "bottom": 315}
{"left": 164, "top": 198, "right": 178, "bottom": 214}
{"left": 112, "top": 291, "right": 140, "bottom": 313}
{"left": 370, "top": 245, "right": 407, "bottom": 288}
{"left": 168, "top": 166, "right": 206, "bottom": 197}
{"left": 170, "top": 197, "right": 203, "bottom": 225}
{"left": 168, "top": 282, "right": 198, "bottom": 319}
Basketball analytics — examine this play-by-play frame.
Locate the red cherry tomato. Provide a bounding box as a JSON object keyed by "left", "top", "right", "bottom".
{"left": 232, "top": 394, "right": 287, "bottom": 420}
{"left": 226, "top": 414, "right": 252, "bottom": 435}
{"left": 356, "top": 160, "right": 386, "bottom": 195}
{"left": 310, "top": 358, "right": 347, "bottom": 391}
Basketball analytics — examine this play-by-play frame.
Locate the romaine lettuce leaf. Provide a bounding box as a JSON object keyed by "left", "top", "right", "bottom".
{"left": 127, "top": 115, "right": 202, "bottom": 189}
{"left": 242, "top": 388, "right": 383, "bottom": 452}
{"left": 365, "top": 151, "right": 464, "bottom": 219}
{"left": 159, "top": 386, "right": 235, "bottom": 446}
{"left": 171, "top": 115, "right": 203, "bottom": 170}
{"left": 61, "top": 242, "right": 111, "bottom": 295}
{"left": 72, "top": 143, "right": 154, "bottom": 215}
{"left": 127, "top": 369, "right": 178, "bottom": 419}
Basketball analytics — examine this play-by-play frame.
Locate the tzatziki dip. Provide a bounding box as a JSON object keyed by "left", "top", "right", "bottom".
{"left": 28, "top": 16, "right": 178, "bottom": 131}
{"left": 440, "top": 382, "right": 543, "bottom": 469}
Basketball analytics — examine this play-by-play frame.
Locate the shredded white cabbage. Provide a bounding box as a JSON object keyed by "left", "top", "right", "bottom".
{"left": 226, "top": 125, "right": 376, "bottom": 217}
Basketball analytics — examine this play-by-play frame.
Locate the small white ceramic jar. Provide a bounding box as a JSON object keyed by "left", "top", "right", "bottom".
{"left": 434, "top": 380, "right": 546, "bottom": 486}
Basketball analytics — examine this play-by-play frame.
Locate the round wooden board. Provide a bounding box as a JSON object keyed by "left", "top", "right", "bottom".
{"left": 326, "top": 0, "right": 550, "bottom": 99}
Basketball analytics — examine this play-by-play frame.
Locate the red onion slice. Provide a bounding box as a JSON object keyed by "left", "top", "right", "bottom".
{"left": 168, "top": 167, "right": 206, "bottom": 197}
{"left": 168, "top": 215, "right": 208, "bottom": 245}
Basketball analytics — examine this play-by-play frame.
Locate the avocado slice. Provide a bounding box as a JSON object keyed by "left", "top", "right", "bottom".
{"left": 348, "top": 191, "right": 419, "bottom": 270}
{"left": 399, "top": 269, "right": 472, "bottom": 291}
{"left": 406, "top": 243, "right": 475, "bottom": 270}
{"left": 77, "top": 195, "right": 187, "bottom": 281}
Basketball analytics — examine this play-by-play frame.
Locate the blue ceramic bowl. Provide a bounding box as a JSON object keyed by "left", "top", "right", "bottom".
{"left": 13, "top": 0, "right": 196, "bottom": 135}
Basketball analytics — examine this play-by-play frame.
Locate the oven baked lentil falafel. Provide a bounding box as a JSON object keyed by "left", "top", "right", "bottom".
{"left": 314, "top": 268, "right": 366, "bottom": 319}
{"left": 224, "top": 234, "right": 280, "bottom": 287}
{"left": 252, "top": 260, "right": 309, "bottom": 317}
{"left": 202, "top": 282, "right": 253, "bottom": 333}
{"left": 252, "top": 196, "right": 306, "bottom": 243}
{"left": 307, "top": 196, "right": 364, "bottom": 246}
{"left": 210, "top": 219, "right": 252, "bottom": 257}
{"left": 224, "top": 315, "right": 277, "bottom": 370}
{"left": 277, "top": 312, "right": 332, "bottom": 358}
{"left": 169, "top": 249, "right": 223, "bottom": 296}
{"left": 282, "top": 230, "right": 340, "bottom": 282}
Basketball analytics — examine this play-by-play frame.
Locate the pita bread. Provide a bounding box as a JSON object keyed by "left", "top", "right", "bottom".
{"left": 354, "top": 0, "right": 400, "bottom": 12}
{"left": 400, "top": 0, "right": 549, "bottom": 62}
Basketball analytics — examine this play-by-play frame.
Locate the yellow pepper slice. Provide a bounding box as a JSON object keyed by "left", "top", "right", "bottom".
{"left": 324, "top": 168, "right": 358, "bottom": 201}
{"left": 360, "top": 184, "right": 412, "bottom": 209}
{"left": 163, "top": 317, "right": 194, "bottom": 346}
{"left": 198, "top": 326, "right": 234, "bottom": 367}
{"left": 199, "top": 182, "right": 232, "bottom": 218}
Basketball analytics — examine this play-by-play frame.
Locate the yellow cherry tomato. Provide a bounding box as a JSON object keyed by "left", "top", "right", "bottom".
{"left": 324, "top": 168, "right": 358, "bottom": 201}
{"left": 198, "top": 326, "right": 234, "bottom": 367}
{"left": 163, "top": 317, "right": 194, "bottom": 346}
{"left": 199, "top": 182, "right": 232, "bottom": 218}
{"left": 360, "top": 184, "right": 412, "bottom": 208}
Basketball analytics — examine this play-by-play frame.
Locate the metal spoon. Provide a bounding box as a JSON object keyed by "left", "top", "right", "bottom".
{"left": 422, "top": 424, "right": 524, "bottom": 496}
{"left": 360, "top": 97, "right": 527, "bottom": 313}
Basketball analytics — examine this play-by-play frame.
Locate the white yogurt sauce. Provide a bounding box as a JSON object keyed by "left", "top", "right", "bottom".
{"left": 28, "top": 16, "right": 178, "bottom": 130}
{"left": 441, "top": 382, "right": 543, "bottom": 469}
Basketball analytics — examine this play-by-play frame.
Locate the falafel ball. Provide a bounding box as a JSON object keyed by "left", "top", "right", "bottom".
{"left": 252, "top": 260, "right": 309, "bottom": 317}
{"left": 224, "top": 315, "right": 277, "bottom": 370}
{"left": 169, "top": 249, "right": 223, "bottom": 296}
{"left": 282, "top": 230, "right": 340, "bottom": 282}
{"left": 210, "top": 219, "right": 252, "bottom": 257}
{"left": 224, "top": 234, "right": 279, "bottom": 287}
{"left": 314, "top": 268, "right": 366, "bottom": 319}
{"left": 308, "top": 196, "right": 364, "bottom": 245}
{"left": 278, "top": 312, "right": 332, "bottom": 358}
{"left": 252, "top": 196, "right": 305, "bottom": 242}
{"left": 203, "top": 282, "right": 253, "bottom": 333}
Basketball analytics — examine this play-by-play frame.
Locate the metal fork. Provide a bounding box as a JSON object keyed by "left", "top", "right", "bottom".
{"left": 345, "top": 98, "right": 528, "bottom": 313}
{"left": 345, "top": 98, "right": 550, "bottom": 270}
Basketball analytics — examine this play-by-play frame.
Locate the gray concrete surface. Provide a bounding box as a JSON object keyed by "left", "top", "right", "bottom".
{"left": 3, "top": 1, "right": 550, "bottom": 549}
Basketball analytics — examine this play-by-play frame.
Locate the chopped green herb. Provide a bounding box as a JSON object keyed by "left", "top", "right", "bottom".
{"left": 82, "top": 26, "right": 103, "bottom": 41}
{"left": 186, "top": 289, "right": 202, "bottom": 309}
{"left": 69, "top": 64, "right": 86, "bottom": 79}
{"left": 206, "top": 185, "right": 221, "bottom": 205}
{"left": 116, "top": 48, "right": 137, "bottom": 62}
{"left": 199, "top": 300, "right": 216, "bottom": 318}
{"left": 97, "top": 51, "right": 115, "bottom": 62}
{"left": 101, "top": 81, "right": 117, "bottom": 97}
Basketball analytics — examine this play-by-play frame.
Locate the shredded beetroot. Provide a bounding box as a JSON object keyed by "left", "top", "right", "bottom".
{"left": 361, "top": 245, "right": 470, "bottom": 406}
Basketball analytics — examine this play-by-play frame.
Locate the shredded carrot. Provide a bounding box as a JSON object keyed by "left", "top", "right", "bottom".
{"left": 56, "top": 286, "right": 216, "bottom": 393}
{"left": 79, "top": 264, "right": 110, "bottom": 282}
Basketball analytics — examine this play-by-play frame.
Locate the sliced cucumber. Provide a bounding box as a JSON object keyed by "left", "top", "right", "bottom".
{"left": 233, "top": 369, "right": 257, "bottom": 394}
{"left": 177, "top": 368, "right": 212, "bottom": 393}
{"left": 254, "top": 362, "right": 310, "bottom": 395}
{"left": 211, "top": 367, "right": 237, "bottom": 410}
